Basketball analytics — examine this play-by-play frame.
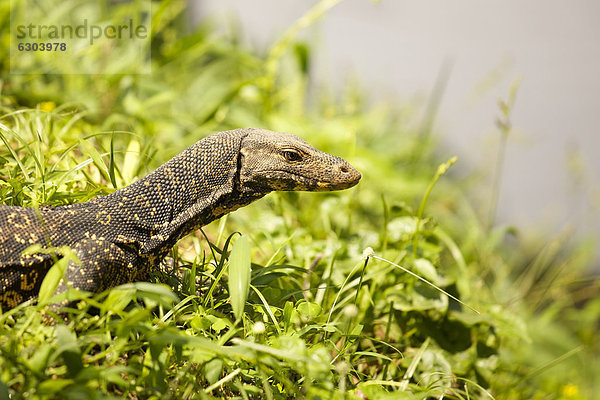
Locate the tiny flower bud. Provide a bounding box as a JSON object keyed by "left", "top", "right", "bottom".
{"left": 252, "top": 321, "right": 266, "bottom": 334}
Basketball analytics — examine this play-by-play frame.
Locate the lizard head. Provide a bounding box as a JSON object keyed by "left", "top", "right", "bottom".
{"left": 238, "top": 129, "right": 361, "bottom": 193}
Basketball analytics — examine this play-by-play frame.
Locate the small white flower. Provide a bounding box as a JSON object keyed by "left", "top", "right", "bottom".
{"left": 252, "top": 321, "right": 266, "bottom": 334}
{"left": 362, "top": 247, "right": 375, "bottom": 259}
{"left": 343, "top": 304, "right": 358, "bottom": 318}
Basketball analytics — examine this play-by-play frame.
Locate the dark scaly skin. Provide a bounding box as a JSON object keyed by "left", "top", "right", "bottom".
{"left": 0, "top": 128, "right": 361, "bottom": 310}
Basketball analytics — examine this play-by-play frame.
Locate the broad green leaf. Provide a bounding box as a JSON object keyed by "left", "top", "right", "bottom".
{"left": 111, "top": 282, "right": 178, "bottom": 310}
{"left": 228, "top": 234, "right": 251, "bottom": 322}
{"left": 37, "top": 257, "right": 68, "bottom": 305}
{"left": 37, "top": 379, "right": 74, "bottom": 395}
{"left": 412, "top": 258, "right": 439, "bottom": 284}
{"left": 37, "top": 246, "right": 80, "bottom": 305}
{"left": 203, "top": 358, "right": 223, "bottom": 385}
{"left": 55, "top": 325, "right": 83, "bottom": 378}
{"left": 297, "top": 301, "right": 322, "bottom": 319}
{"left": 190, "top": 316, "right": 211, "bottom": 331}
{"left": 25, "top": 344, "right": 53, "bottom": 373}
{"left": 350, "top": 324, "right": 364, "bottom": 337}
{"left": 103, "top": 286, "right": 136, "bottom": 313}
{"left": 207, "top": 315, "right": 228, "bottom": 332}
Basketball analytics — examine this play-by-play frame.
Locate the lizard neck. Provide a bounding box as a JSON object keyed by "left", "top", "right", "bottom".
{"left": 100, "top": 131, "right": 268, "bottom": 250}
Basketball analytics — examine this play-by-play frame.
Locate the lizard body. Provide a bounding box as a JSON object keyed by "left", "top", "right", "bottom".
{"left": 0, "top": 128, "right": 361, "bottom": 310}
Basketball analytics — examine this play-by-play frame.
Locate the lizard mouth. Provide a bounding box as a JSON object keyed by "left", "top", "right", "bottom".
{"left": 271, "top": 168, "right": 361, "bottom": 191}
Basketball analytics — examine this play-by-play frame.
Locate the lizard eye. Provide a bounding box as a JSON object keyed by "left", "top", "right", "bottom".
{"left": 283, "top": 150, "right": 303, "bottom": 162}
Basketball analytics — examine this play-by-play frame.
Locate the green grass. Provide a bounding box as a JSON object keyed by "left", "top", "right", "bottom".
{"left": 1, "top": 0, "right": 598, "bottom": 399}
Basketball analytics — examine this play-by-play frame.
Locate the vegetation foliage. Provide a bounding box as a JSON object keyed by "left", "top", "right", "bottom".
{"left": 0, "top": 0, "right": 598, "bottom": 399}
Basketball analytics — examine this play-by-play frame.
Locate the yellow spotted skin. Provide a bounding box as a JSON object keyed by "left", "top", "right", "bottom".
{"left": 0, "top": 128, "right": 361, "bottom": 310}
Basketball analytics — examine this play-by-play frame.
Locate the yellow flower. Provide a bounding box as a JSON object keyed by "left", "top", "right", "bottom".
{"left": 39, "top": 101, "right": 56, "bottom": 112}
{"left": 562, "top": 384, "right": 578, "bottom": 398}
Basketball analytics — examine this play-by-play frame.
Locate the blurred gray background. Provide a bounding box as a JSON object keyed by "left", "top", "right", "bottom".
{"left": 191, "top": 0, "right": 599, "bottom": 252}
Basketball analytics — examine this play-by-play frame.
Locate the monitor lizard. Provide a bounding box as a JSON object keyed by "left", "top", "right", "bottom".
{"left": 0, "top": 128, "right": 361, "bottom": 310}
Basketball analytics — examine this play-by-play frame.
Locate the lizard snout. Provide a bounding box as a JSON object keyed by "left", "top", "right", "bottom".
{"left": 336, "top": 163, "right": 361, "bottom": 187}
{"left": 338, "top": 163, "right": 361, "bottom": 182}
{"left": 317, "top": 161, "right": 361, "bottom": 191}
